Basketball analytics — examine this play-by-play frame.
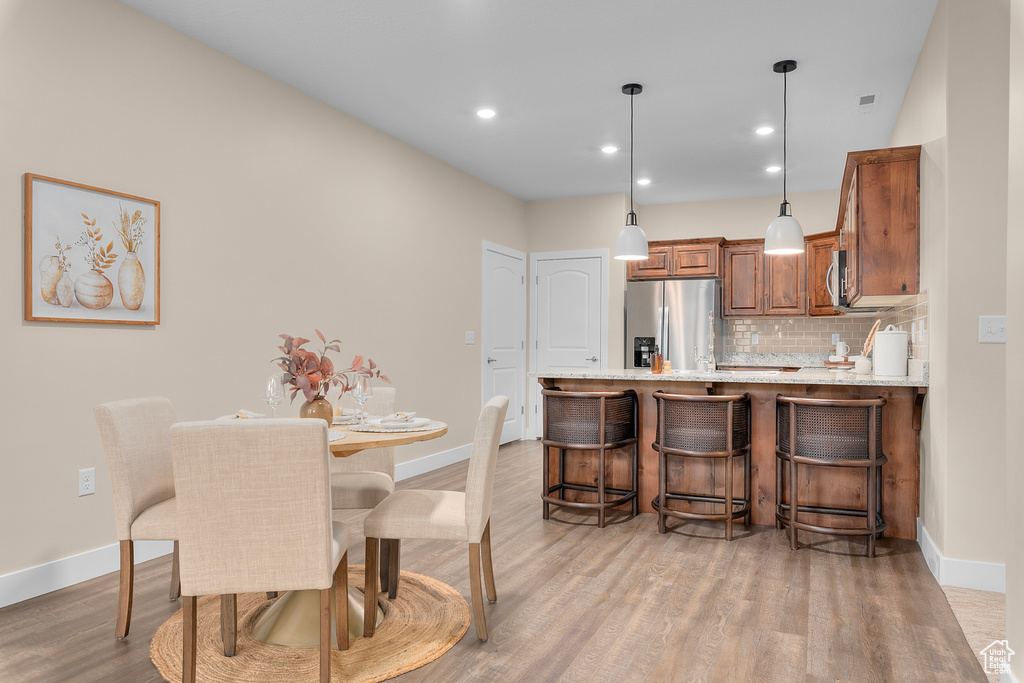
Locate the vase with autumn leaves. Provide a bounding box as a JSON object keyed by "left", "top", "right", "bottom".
{"left": 274, "top": 330, "right": 388, "bottom": 425}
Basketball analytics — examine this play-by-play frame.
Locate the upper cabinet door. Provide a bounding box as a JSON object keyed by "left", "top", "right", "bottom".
{"left": 765, "top": 251, "right": 807, "bottom": 316}
{"left": 671, "top": 242, "right": 721, "bottom": 278}
{"left": 723, "top": 243, "right": 764, "bottom": 317}
{"left": 626, "top": 246, "right": 671, "bottom": 280}
{"left": 806, "top": 235, "right": 840, "bottom": 316}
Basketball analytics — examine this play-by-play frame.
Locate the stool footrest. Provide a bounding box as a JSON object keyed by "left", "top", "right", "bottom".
{"left": 652, "top": 495, "right": 750, "bottom": 523}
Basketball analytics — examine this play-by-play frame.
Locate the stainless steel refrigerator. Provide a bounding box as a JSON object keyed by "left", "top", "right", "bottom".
{"left": 624, "top": 279, "right": 723, "bottom": 371}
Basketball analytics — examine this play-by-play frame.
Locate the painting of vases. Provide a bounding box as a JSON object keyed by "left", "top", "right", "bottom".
{"left": 24, "top": 174, "right": 160, "bottom": 324}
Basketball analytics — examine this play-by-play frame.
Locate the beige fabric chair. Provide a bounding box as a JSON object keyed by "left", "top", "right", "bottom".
{"left": 331, "top": 386, "right": 396, "bottom": 509}
{"left": 94, "top": 396, "right": 179, "bottom": 640}
{"left": 171, "top": 419, "right": 349, "bottom": 683}
{"left": 362, "top": 395, "right": 509, "bottom": 641}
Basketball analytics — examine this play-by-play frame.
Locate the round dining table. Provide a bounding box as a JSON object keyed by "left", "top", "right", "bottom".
{"left": 251, "top": 419, "right": 448, "bottom": 647}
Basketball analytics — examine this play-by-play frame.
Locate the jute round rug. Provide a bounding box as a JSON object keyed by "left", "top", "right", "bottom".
{"left": 150, "top": 567, "right": 470, "bottom": 682}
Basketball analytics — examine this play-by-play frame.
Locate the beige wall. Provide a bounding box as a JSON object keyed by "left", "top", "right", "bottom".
{"left": 1006, "top": 0, "right": 1023, "bottom": 672}
{"left": 0, "top": 0, "right": 527, "bottom": 575}
{"left": 890, "top": 0, "right": 1009, "bottom": 565}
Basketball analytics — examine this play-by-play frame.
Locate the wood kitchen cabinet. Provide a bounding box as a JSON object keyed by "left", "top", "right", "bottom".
{"left": 627, "top": 246, "right": 671, "bottom": 279}
{"left": 627, "top": 239, "right": 723, "bottom": 280}
{"left": 723, "top": 242, "right": 764, "bottom": 316}
{"left": 723, "top": 241, "right": 806, "bottom": 317}
{"left": 838, "top": 145, "right": 921, "bottom": 307}
{"left": 806, "top": 234, "right": 840, "bottom": 316}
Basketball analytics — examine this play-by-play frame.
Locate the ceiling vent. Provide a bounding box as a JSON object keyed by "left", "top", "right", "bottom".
{"left": 855, "top": 92, "right": 880, "bottom": 115}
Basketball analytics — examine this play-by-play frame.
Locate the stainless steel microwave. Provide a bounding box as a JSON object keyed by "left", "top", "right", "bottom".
{"left": 829, "top": 249, "right": 847, "bottom": 307}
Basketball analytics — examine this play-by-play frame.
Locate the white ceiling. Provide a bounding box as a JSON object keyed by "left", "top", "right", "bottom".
{"left": 118, "top": 0, "right": 937, "bottom": 205}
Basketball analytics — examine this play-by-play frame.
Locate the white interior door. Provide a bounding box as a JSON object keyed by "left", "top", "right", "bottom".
{"left": 529, "top": 250, "right": 608, "bottom": 438}
{"left": 482, "top": 242, "right": 526, "bottom": 444}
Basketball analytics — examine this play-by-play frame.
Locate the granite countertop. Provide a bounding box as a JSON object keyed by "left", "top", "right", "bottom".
{"left": 531, "top": 359, "right": 928, "bottom": 387}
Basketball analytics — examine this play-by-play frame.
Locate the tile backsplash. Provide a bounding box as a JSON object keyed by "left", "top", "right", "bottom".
{"left": 723, "top": 290, "right": 928, "bottom": 360}
{"left": 725, "top": 317, "right": 878, "bottom": 355}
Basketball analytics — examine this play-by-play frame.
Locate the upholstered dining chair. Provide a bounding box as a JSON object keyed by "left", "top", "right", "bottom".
{"left": 171, "top": 419, "right": 349, "bottom": 683}
{"left": 362, "top": 395, "right": 509, "bottom": 641}
{"left": 331, "top": 387, "right": 399, "bottom": 591}
{"left": 94, "top": 396, "right": 179, "bottom": 640}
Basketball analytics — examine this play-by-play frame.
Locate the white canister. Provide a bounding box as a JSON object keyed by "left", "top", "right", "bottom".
{"left": 873, "top": 324, "right": 909, "bottom": 377}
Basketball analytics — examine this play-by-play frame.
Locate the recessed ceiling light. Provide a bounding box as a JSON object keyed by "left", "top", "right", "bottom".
{"left": 636, "top": 178, "right": 651, "bottom": 186}
{"left": 601, "top": 145, "right": 618, "bottom": 154}
{"left": 766, "top": 165, "right": 782, "bottom": 173}
{"left": 756, "top": 126, "right": 775, "bottom": 135}
{"left": 476, "top": 109, "right": 496, "bottom": 119}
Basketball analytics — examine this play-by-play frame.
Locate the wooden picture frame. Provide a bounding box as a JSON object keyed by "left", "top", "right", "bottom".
{"left": 24, "top": 174, "right": 160, "bottom": 324}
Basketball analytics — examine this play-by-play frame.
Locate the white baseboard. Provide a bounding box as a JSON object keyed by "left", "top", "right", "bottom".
{"left": 0, "top": 539, "right": 173, "bottom": 609}
{"left": 395, "top": 443, "right": 472, "bottom": 481}
{"left": 917, "top": 518, "right": 1006, "bottom": 592}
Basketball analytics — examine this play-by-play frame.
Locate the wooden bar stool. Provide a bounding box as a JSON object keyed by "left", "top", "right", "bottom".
{"left": 651, "top": 392, "right": 751, "bottom": 540}
{"left": 541, "top": 388, "right": 639, "bottom": 528}
{"left": 775, "top": 395, "right": 887, "bottom": 557}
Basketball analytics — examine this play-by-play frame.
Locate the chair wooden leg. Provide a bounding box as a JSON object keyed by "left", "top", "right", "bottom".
{"left": 319, "top": 587, "right": 331, "bottom": 683}
{"left": 387, "top": 539, "right": 401, "bottom": 599}
{"left": 363, "top": 538, "right": 379, "bottom": 638}
{"left": 183, "top": 595, "right": 198, "bottom": 683}
{"left": 220, "top": 594, "right": 237, "bottom": 656}
{"left": 657, "top": 451, "right": 666, "bottom": 534}
{"left": 867, "top": 466, "right": 877, "bottom": 558}
{"left": 379, "top": 538, "right": 390, "bottom": 594}
{"left": 481, "top": 520, "right": 497, "bottom": 603}
{"left": 116, "top": 540, "right": 134, "bottom": 639}
{"left": 725, "top": 454, "right": 734, "bottom": 541}
{"left": 336, "top": 553, "right": 349, "bottom": 651}
{"left": 597, "top": 447, "right": 606, "bottom": 529}
{"left": 745, "top": 448, "right": 753, "bottom": 528}
{"left": 468, "top": 543, "right": 488, "bottom": 641}
{"left": 789, "top": 460, "right": 799, "bottom": 550}
{"left": 542, "top": 445, "right": 550, "bottom": 520}
{"left": 169, "top": 540, "right": 181, "bottom": 601}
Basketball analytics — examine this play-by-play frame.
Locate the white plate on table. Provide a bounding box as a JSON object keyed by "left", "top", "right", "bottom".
{"left": 366, "top": 416, "right": 431, "bottom": 430}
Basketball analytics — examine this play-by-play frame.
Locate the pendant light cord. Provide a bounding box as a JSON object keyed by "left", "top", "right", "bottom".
{"left": 629, "top": 91, "right": 635, "bottom": 214}
{"left": 783, "top": 68, "right": 788, "bottom": 205}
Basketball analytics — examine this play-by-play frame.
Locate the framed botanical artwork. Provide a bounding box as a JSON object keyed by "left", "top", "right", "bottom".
{"left": 24, "top": 174, "right": 160, "bottom": 324}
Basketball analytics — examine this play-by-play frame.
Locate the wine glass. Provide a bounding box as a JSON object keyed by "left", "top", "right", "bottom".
{"left": 263, "top": 374, "right": 284, "bottom": 418}
{"left": 350, "top": 376, "right": 372, "bottom": 427}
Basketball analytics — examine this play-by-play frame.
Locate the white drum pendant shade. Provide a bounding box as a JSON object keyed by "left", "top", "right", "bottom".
{"left": 615, "top": 218, "right": 649, "bottom": 261}
{"left": 765, "top": 214, "right": 804, "bottom": 254}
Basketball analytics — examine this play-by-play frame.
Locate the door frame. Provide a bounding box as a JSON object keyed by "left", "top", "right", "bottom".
{"left": 481, "top": 241, "right": 527, "bottom": 442}
{"left": 528, "top": 249, "right": 610, "bottom": 438}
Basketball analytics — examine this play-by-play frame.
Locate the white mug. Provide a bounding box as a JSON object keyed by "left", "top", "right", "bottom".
{"left": 836, "top": 341, "right": 850, "bottom": 357}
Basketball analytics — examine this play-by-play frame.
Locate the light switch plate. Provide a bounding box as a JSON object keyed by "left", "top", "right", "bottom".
{"left": 465, "top": 331, "right": 475, "bottom": 345}
{"left": 832, "top": 332, "right": 841, "bottom": 345}
{"left": 979, "top": 316, "right": 1006, "bottom": 344}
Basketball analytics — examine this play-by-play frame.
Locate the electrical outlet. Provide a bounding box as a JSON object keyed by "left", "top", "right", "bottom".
{"left": 832, "top": 332, "right": 841, "bottom": 345}
{"left": 751, "top": 332, "right": 759, "bottom": 345}
{"left": 979, "top": 316, "right": 1006, "bottom": 344}
{"left": 78, "top": 468, "right": 95, "bottom": 496}
{"left": 465, "top": 331, "right": 475, "bottom": 345}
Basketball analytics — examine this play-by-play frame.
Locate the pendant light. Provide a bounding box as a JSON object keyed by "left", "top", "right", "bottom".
{"left": 764, "top": 60, "right": 804, "bottom": 255}
{"left": 614, "top": 83, "right": 649, "bottom": 261}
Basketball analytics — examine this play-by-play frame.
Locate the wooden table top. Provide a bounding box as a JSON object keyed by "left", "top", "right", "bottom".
{"left": 329, "top": 423, "right": 448, "bottom": 457}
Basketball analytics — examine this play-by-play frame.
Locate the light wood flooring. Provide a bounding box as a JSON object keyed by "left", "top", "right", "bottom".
{"left": 0, "top": 440, "right": 985, "bottom": 682}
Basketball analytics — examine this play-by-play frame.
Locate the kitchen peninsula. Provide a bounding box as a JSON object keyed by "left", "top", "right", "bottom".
{"left": 535, "top": 364, "right": 927, "bottom": 539}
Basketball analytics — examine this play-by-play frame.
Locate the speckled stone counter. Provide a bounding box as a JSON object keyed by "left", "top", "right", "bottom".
{"left": 533, "top": 364, "right": 926, "bottom": 540}
{"left": 530, "top": 359, "right": 928, "bottom": 387}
